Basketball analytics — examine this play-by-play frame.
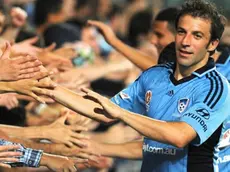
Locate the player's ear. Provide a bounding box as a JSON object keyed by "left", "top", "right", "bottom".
{"left": 207, "top": 39, "right": 219, "bottom": 52}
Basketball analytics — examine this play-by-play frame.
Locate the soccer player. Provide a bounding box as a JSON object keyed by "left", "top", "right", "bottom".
{"left": 38, "top": 0, "right": 230, "bottom": 171}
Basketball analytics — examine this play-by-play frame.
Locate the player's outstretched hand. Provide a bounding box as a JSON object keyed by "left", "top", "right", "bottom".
{"left": 81, "top": 87, "right": 123, "bottom": 119}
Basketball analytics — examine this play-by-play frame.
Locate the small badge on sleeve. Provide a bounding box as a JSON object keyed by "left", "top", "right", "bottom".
{"left": 145, "top": 91, "right": 152, "bottom": 105}
{"left": 119, "top": 92, "right": 130, "bottom": 100}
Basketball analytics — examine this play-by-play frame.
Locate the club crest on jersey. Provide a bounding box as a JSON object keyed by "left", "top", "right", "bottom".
{"left": 119, "top": 92, "right": 130, "bottom": 100}
{"left": 145, "top": 90, "right": 152, "bottom": 111}
{"left": 178, "top": 98, "right": 189, "bottom": 113}
{"left": 145, "top": 91, "right": 152, "bottom": 105}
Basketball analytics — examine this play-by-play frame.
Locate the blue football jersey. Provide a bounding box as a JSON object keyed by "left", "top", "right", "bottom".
{"left": 111, "top": 58, "right": 230, "bottom": 172}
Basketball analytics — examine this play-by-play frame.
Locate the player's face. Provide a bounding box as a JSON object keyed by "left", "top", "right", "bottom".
{"left": 151, "top": 21, "right": 175, "bottom": 53}
{"left": 175, "top": 15, "right": 218, "bottom": 70}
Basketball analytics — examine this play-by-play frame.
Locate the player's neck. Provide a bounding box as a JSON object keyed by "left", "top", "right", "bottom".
{"left": 174, "top": 57, "right": 209, "bottom": 80}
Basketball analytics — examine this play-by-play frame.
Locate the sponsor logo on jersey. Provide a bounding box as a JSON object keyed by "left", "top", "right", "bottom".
{"left": 166, "top": 90, "right": 174, "bottom": 97}
{"left": 196, "top": 108, "right": 210, "bottom": 120}
{"left": 145, "top": 91, "right": 152, "bottom": 112}
{"left": 183, "top": 113, "right": 207, "bottom": 132}
{"left": 178, "top": 98, "right": 189, "bottom": 113}
{"left": 119, "top": 92, "right": 130, "bottom": 100}
{"left": 143, "top": 143, "right": 176, "bottom": 155}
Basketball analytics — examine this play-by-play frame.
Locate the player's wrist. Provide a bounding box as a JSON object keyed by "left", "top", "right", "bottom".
{"left": 116, "top": 108, "right": 126, "bottom": 120}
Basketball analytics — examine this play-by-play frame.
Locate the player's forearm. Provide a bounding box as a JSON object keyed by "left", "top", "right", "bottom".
{"left": 98, "top": 141, "right": 143, "bottom": 159}
{"left": 111, "top": 38, "right": 157, "bottom": 70}
{"left": 52, "top": 86, "right": 115, "bottom": 123}
{"left": 118, "top": 109, "right": 194, "bottom": 148}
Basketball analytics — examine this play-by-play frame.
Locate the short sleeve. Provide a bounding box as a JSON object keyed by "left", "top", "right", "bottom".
{"left": 111, "top": 74, "right": 146, "bottom": 115}
{"left": 179, "top": 82, "right": 230, "bottom": 145}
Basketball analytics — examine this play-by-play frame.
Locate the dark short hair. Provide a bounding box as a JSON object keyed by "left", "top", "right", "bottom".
{"left": 175, "top": 0, "right": 226, "bottom": 41}
{"left": 34, "top": 0, "right": 64, "bottom": 26}
{"left": 155, "top": 7, "right": 179, "bottom": 35}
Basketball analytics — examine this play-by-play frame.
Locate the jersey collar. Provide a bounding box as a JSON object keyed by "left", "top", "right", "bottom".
{"left": 169, "top": 58, "right": 216, "bottom": 85}
{"left": 192, "top": 58, "right": 216, "bottom": 77}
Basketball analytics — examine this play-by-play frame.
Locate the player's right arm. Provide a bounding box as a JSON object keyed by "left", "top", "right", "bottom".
{"left": 51, "top": 85, "right": 116, "bottom": 123}
{"left": 87, "top": 20, "right": 157, "bottom": 70}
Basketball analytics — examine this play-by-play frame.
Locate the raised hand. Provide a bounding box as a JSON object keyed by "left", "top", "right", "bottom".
{"left": 60, "top": 108, "right": 91, "bottom": 126}
{"left": 87, "top": 20, "right": 117, "bottom": 45}
{"left": 53, "top": 47, "right": 77, "bottom": 59}
{"left": 76, "top": 139, "right": 102, "bottom": 158}
{"left": 12, "top": 37, "right": 42, "bottom": 56}
{"left": 41, "top": 153, "right": 81, "bottom": 172}
{"left": 0, "top": 145, "right": 22, "bottom": 168}
{"left": 0, "top": 93, "right": 19, "bottom": 110}
{"left": 38, "top": 51, "right": 73, "bottom": 69}
{"left": 8, "top": 77, "right": 56, "bottom": 103}
{"left": 10, "top": 7, "right": 27, "bottom": 28}
{"left": 57, "top": 72, "right": 90, "bottom": 93}
{"left": 0, "top": 42, "right": 43, "bottom": 81}
{"left": 50, "top": 143, "right": 99, "bottom": 164}
{"left": 45, "top": 115, "right": 89, "bottom": 147}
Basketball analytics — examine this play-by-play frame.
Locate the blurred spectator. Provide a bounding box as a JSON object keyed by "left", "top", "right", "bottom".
{"left": 34, "top": 0, "right": 80, "bottom": 47}
{"left": 67, "top": 0, "right": 93, "bottom": 29}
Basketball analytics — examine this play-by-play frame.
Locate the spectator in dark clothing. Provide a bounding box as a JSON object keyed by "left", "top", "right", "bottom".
{"left": 67, "top": 0, "right": 93, "bottom": 30}
{"left": 34, "top": 0, "right": 80, "bottom": 47}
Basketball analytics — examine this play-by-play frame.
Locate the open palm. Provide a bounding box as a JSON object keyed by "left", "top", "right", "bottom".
{"left": 81, "top": 88, "right": 123, "bottom": 119}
